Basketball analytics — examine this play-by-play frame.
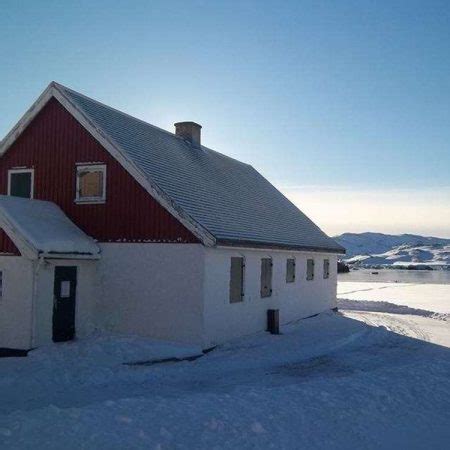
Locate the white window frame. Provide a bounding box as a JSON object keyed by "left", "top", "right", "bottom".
{"left": 7, "top": 168, "right": 34, "bottom": 199}
{"left": 75, "top": 164, "right": 106, "bottom": 204}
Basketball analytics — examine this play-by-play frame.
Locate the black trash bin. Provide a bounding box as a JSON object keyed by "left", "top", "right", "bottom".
{"left": 267, "top": 309, "right": 280, "bottom": 335}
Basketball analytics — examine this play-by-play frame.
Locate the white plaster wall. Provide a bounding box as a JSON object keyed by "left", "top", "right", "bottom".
{"left": 0, "top": 256, "right": 34, "bottom": 349}
{"left": 203, "top": 247, "right": 338, "bottom": 347}
{"left": 33, "top": 259, "right": 99, "bottom": 347}
{"left": 97, "top": 244, "right": 205, "bottom": 346}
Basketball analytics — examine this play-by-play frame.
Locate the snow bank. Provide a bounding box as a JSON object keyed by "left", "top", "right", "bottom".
{"left": 1, "top": 313, "right": 450, "bottom": 449}
{"left": 338, "top": 298, "right": 449, "bottom": 321}
{"left": 0, "top": 332, "right": 202, "bottom": 391}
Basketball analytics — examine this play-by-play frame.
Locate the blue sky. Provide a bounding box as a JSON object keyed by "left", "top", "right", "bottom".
{"left": 1, "top": 0, "right": 449, "bottom": 236}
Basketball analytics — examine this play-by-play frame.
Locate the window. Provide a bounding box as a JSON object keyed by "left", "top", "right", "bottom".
{"left": 8, "top": 169, "right": 33, "bottom": 198}
{"left": 76, "top": 164, "right": 106, "bottom": 203}
{"left": 323, "top": 259, "right": 330, "bottom": 279}
{"left": 306, "top": 258, "right": 315, "bottom": 281}
{"left": 286, "top": 258, "right": 295, "bottom": 283}
{"left": 261, "top": 258, "right": 273, "bottom": 297}
{"left": 229, "top": 257, "right": 245, "bottom": 303}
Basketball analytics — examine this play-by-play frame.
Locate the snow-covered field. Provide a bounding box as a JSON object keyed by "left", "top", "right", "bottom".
{"left": 1, "top": 285, "right": 450, "bottom": 449}
{"left": 338, "top": 281, "right": 450, "bottom": 314}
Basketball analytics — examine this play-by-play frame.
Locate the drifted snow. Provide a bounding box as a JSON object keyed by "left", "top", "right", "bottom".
{"left": 338, "top": 298, "right": 449, "bottom": 321}
{"left": 1, "top": 304, "right": 450, "bottom": 448}
{"left": 338, "top": 281, "right": 450, "bottom": 314}
{"left": 0, "top": 195, "right": 99, "bottom": 256}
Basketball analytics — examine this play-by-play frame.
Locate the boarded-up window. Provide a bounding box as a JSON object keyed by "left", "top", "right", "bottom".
{"left": 229, "top": 257, "right": 244, "bottom": 303}
{"left": 286, "top": 258, "right": 295, "bottom": 283}
{"left": 306, "top": 258, "right": 315, "bottom": 281}
{"left": 76, "top": 164, "right": 106, "bottom": 202}
{"left": 323, "top": 259, "right": 330, "bottom": 279}
{"left": 261, "top": 258, "right": 273, "bottom": 297}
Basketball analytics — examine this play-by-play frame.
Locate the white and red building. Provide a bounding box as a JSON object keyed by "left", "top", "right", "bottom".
{"left": 0, "top": 82, "right": 344, "bottom": 351}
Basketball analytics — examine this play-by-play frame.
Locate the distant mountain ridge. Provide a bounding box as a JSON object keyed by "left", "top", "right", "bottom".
{"left": 333, "top": 232, "right": 450, "bottom": 267}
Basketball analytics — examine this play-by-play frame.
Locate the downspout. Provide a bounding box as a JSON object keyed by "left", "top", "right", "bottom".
{"left": 29, "top": 256, "right": 45, "bottom": 349}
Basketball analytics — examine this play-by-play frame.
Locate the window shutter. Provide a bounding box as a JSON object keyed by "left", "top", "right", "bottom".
{"left": 307, "top": 259, "right": 315, "bottom": 281}
{"left": 323, "top": 259, "right": 330, "bottom": 279}
{"left": 286, "top": 258, "right": 295, "bottom": 283}
{"left": 261, "top": 258, "right": 273, "bottom": 297}
{"left": 261, "top": 259, "right": 266, "bottom": 297}
{"left": 230, "top": 257, "right": 244, "bottom": 303}
{"left": 267, "top": 259, "right": 273, "bottom": 295}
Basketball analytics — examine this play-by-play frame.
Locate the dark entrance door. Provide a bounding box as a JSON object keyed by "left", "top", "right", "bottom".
{"left": 52, "top": 266, "right": 77, "bottom": 342}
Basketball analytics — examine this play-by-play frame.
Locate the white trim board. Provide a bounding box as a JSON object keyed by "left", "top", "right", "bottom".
{"left": 0, "top": 82, "right": 216, "bottom": 247}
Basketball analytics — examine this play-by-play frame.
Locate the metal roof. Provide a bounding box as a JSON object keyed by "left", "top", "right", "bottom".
{"left": 57, "top": 84, "right": 344, "bottom": 253}
{"left": 0, "top": 195, "right": 100, "bottom": 259}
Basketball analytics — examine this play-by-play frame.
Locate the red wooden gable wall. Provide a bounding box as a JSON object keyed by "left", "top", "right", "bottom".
{"left": 0, "top": 98, "right": 198, "bottom": 251}
{"left": 0, "top": 229, "right": 20, "bottom": 255}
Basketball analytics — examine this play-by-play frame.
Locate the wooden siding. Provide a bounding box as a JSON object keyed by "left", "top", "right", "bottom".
{"left": 0, "top": 98, "right": 198, "bottom": 248}
{"left": 0, "top": 229, "right": 20, "bottom": 255}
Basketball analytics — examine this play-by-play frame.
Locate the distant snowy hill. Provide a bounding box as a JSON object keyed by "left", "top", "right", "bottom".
{"left": 334, "top": 232, "right": 450, "bottom": 267}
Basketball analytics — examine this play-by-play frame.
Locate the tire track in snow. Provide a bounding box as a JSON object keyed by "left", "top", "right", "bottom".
{"left": 343, "top": 311, "right": 431, "bottom": 342}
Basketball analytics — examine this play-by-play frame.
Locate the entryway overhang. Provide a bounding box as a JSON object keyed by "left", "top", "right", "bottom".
{"left": 0, "top": 195, "right": 100, "bottom": 260}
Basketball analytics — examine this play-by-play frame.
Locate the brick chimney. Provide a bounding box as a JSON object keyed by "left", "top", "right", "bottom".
{"left": 174, "top": 121, "right": 202, "bottom": 147}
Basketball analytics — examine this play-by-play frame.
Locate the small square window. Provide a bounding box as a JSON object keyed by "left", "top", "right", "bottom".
{"left": 323, "top": 259, "right": 330, "bottom": 279}
{"left": 286, "top": 258, "right": 295, "bottom": 283}
{"left": 76, "top": 164, "right": 106, "bottom": 203}
{"left": 307, "top": 259, "right": 315, "bottom": 281}
{"left": 8, "top": 169, "right": 34, "bottom": 199}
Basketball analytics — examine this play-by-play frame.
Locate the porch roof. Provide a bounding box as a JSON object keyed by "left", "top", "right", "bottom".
{"left": 0, "top": 195, "right": 100, "bottom": 259}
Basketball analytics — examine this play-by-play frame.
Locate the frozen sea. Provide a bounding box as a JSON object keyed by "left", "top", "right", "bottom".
{"left": 339, "top": 268, "right": 450, "bottom": 284}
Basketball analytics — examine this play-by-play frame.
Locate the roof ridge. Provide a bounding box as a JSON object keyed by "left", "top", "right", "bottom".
{"left": 53, "top": 82, "right": 187, "bottom": 141}
{"left": 43, "top": 82, "right": 343, "bottom": 253}
{"left": 54, "top": 82, "right": 215, "bottom": 146}
{"left": 52, "top": 82, "right": 251, "bottom": 168}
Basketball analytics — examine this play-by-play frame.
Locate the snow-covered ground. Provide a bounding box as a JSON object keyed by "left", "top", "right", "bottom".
{"left": 338, "top": 281, "right": 450, "bottom": 314}
{"left": 1, "top": 286, "right": 450, "bottom": 449}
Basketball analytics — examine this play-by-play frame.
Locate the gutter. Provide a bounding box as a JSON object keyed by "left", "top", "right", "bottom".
{"left": 216, "top": 238, "right": 346, "bottom": 255}
{"left": 39, "top": 251, "right": 101, "bottom": 260}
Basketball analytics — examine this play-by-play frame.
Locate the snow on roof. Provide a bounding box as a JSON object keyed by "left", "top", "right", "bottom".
{"left": 0, "top": 195, "right": 100, "bottom": 259}
{"left": 55, "top": 83, "right": 344, "bottom": 253}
